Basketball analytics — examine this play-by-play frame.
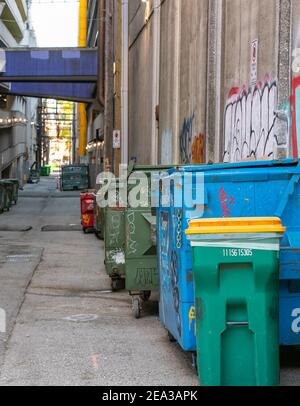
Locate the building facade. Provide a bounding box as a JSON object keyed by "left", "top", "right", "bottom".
{"left": 127, "top": 0, "right": 293, "bottom": 166}
{"left": 0, "top": 0, "right": 37, "bottom": 182}
{"left": 83, "top": 0, "right": 300, "bottom": 183}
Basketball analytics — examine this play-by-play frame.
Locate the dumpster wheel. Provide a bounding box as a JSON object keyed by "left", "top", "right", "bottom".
{"left": 111, "top": 278, "right": 125, "bottom": 292}
{"left": 192, "top": 353, "right": 198, "bottom": 373}
{"left": 132, "top": 297, "right": 141, "bottom": 319}
{"left": 167, "top": 331, "right": 176, "bottom": 343}
{"left": 139, "top": 290, "right": 151, "bottom": 302}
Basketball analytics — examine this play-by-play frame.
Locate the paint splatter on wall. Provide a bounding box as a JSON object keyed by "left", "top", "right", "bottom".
{"left": 179, "top": 114, "right": 205, "bottom": 164}
{"left": 223, "top": 79, "right": 287, "bottom": 163}
{"left": 191, "top": 133, "right": 205, "bottom": 164}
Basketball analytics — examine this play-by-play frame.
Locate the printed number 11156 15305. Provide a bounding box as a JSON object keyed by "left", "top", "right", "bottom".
{"left": 222, "top": 248, "right": 253, "bottom": 257}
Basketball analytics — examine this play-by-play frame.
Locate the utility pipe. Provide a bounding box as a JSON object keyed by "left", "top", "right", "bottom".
{"left": 78, "top": 0, "right": 88, "bottom": 158}
{"left": 151, "top": 0, "right": 161, "bottom": 164}
{"left": 121, "top": 0, "right": 128, "bottom": 165}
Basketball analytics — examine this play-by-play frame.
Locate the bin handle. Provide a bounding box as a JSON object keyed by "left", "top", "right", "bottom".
{"left": 226, "top": 321, "right": 249, "bottom": 326}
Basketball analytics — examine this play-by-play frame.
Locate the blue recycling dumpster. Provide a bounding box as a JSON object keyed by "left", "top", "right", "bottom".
{"left": 157, "top": 159, "right": 300, "bottom": 349}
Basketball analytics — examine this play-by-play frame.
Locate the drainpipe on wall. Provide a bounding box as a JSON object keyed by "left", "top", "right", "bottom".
{"left": 173, "top": 0, "right": 181, "bottom": 164}
{"left": 151, "top": 0, "right": 161, "bottom": 165}
{"left": 78, "top": 0, "right": 88, "bottom": 159}
{"left": 121, "top": 0, "right": 129, "bottom": 166}
{"left": 98, "top": 0, "right": 105, "bottom": 107}
{"left": 104, "top": 0, "right": 114, "bottom": 171}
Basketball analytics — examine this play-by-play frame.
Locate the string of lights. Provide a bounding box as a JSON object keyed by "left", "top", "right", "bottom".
{"left": 29, "top": 0, "right": 79, "bottom": 4}
{"left": 0, "top": 116, "right": 28, "bottom": 126}
{"left": 86, "top": 141, "right": 104, "bottom": 151}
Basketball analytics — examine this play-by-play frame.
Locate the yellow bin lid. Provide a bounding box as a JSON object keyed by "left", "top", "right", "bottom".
{"left": 186, "top": 217, "right": 286, "bottom": 235}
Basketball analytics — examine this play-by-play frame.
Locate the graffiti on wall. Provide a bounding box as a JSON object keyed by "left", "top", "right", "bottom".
{"left": 223, "top": 79, "right": 286, "bottom": 163}
{"left": 180, "top": 114, "right": 195, "bottom": 164}
{"left": 179, "top": 114, "right": 205, "bottom": 164}
{"left": 291, "top": 76, "right": 300, "bottom": 158}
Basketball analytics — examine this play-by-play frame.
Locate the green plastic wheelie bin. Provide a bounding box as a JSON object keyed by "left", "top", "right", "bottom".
{"left": 40, "top": 165, "right": 51, "bottom": 176}
{"left": 9, "top": 179, "right": 20, "bottom": 204}
{"left": 186, "top": 217, "right": 285, "bottom": 386}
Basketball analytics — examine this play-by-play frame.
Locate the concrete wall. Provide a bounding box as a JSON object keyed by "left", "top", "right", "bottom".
{"left": 128, "top": 0, "right": 154, "bottom": 164}
{"left": 126, "top": 0, "right": 296, "bottom": 165}
{"left": 177, "top": 0, "right": 208, "bottom": 164}
{"left": 158, "top": 0, "right": 180, "bottom": 164}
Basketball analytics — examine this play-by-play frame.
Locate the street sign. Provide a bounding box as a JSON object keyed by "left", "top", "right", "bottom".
{"left": 113, "top": 130, "right": 121, "bottom": 149}
{"left": 250, "top": 39, "right": 258, "bottom": 87}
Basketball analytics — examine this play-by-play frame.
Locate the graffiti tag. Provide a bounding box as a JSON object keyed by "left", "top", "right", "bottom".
{"left": 180, "top": 114, "right": 195, "bottom": 164}
{"left": 224, "top": 80, "right": 281, "bottom": 162}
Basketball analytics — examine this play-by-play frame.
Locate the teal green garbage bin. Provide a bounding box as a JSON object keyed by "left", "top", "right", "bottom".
{"left": 186, "top": 217, "right": 286, "bottom": 386}
{"left": 0, "top": 180, "right": 13, "bottom": 210}
{"left": 40, "top": 165, "right": 51, "bottom": 176}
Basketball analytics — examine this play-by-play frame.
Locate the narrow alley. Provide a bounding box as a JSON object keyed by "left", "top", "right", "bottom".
{"left": 0, "top": 177, "right": 296, "bottom": 386}
{"left": 0, "top": 176, "right": 199, "bottom": 386}
{"left": 0, "top": 0, "right": 300, "bottom": 391}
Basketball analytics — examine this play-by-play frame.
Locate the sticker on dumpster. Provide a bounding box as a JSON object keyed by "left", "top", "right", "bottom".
{"left": 291, "top": 308, "right": 300, "bottom": 334}
{"left": 107, "top": 250, "right": 125, "bottom": 264}
{"left": 189, "top": 306, "right": 196, "bottom": 333}
{"left": 82, "top": 214, "right": 90, "bottom": 224}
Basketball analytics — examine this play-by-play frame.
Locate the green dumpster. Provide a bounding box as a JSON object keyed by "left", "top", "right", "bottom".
{"left": 186, "top": 217, "right": 285, "bottom": 386}
{"left": 0, "top": 183, "right": 6, "bottom": 212}
{"left": 9, "top": 179, "right": 20, "bottom": 204}
{"left": 94, "top": 204, "right": 104, "bottom": 240}
{"left": 61, "top": 165, "right": 89, "bottom": 191}
{"left": 125, "top": 165, "right": 172, "bottom": 318}
{"left": 0, "top": 180, "right": 14, "bottom": 211}
{"left": 103, "top": 179, "right": 127, "bottom": 291}
{"left": 40, "top": 165, "right": 51, "bottom": 176}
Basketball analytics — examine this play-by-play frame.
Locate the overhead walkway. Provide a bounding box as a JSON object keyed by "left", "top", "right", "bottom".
{"left": 0, "top": 47, "right": 98, "bottom": 102}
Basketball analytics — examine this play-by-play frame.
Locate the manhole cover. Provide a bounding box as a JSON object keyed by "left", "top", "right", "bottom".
{"left": 0, "top": 226, "right": 32, "bottom": 232}
{"left": 63, "top": 314, "right": 98, "bottom": 322}
{"left": 41, "top": 225, "right": 81, "bottom": 232}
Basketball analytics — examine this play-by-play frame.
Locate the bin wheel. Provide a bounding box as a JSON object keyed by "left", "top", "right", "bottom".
{"left": 111, "top": 278, "right": 124, "bottom": 292}
{"left": 192, "top": 353, "right": 198, "bottom": 373}
{"left": 140, "top": 290, "right": 151, "bottom": 302}
{"left": 95, "top": 231, "right": 103, "bottom": 240}
{"left": 83, "top": 228, "right": 88, "bottom": 234}
{"left": 167, "top": 331, "right": 176, "bottom": 343}
{"left": 132, "top": 297, "right": 141, "bottom": 319}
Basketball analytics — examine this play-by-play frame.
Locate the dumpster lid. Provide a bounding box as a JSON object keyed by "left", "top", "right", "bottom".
{"left": 186, "top": 217, "right": 286, "bottom": 235}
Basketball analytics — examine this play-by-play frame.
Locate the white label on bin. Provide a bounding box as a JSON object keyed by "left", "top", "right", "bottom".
{"left": 222, "top": 248, "right": 253, "bottom": 258}
{"left": 291, "top": 308, "right": 300, "bottom": 334}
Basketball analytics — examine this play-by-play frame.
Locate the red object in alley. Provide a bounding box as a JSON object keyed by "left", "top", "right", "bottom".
{"left": 80, "top": 192, "right": 95, "bottom": 233}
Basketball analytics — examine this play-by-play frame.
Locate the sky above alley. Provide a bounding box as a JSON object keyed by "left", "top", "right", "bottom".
{"left": 30, "top": 0, "right": 79, "bottom": 47}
